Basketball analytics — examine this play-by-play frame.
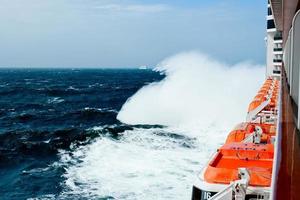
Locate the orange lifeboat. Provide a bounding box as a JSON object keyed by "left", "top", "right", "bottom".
{"left": 247, "top": 79, "right": 280, "bottom": 113}
{"left": 248, "top": 99, "right": 264, "bottom": 112}
{"left": 203, "top": 143, "right": 273, "bottom": 187}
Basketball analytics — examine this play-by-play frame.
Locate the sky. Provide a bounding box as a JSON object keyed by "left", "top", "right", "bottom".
{"left": 0, "top": 0, "right": 267, "bottom": 68}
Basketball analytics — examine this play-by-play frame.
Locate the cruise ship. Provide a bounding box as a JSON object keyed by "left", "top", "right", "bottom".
{"left": 192, "top": 0, "right": 300, "bottom": 199}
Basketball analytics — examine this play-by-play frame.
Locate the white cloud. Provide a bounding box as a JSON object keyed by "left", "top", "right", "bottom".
{"left": 95, "top": 4, "right": 170, "bottom": 13}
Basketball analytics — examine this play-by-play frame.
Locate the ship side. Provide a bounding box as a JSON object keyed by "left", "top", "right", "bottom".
{"left": 269, "top": 0, "right": 300, "bottom": 199}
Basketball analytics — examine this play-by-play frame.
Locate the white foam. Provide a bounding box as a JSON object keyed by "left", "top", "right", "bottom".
{"left": 67, "top": 86, "right": 80, "bottom": 91}
{"left": 59, "top": 127, "right": 223, "bottom": 199}
{"left": 117, "top": 52, "right": 264, "bottom": 135}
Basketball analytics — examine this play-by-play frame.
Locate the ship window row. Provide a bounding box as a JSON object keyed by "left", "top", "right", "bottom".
{"left": 267, "top": 19, "right": 275, "bottom": 29}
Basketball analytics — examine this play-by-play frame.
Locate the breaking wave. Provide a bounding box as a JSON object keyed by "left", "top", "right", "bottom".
{"left": 117, "top": 52, "right": 264, "bottom": 134}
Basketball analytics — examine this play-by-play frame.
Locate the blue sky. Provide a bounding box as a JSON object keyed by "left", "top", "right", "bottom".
{"left": 0, "top": 0, "right": 267, "bottom": 68}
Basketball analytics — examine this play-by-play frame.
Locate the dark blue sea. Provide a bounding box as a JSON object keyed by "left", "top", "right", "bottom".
{"left": 0, "top": 68, "right": 205, "bottom": 200}
{"left": 0, "top": 69, "right": 164, "bottom": 199}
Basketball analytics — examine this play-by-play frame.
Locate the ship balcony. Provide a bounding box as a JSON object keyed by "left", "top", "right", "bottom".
{"left": 273, "top": 51, "right": 283, "bottom": 55}
{"left": 273, "top": 59, "right": 282, "bottom": 64}
{"left": 274, "top": 35, "right": 282, "bottom": 40}
{"left": 274, "top": 62, "right": 282, "bottom": 66}
{"left": 267, "top": 28, "right": 276, "bottom": 33}
{"left": 274, "top": 32, "right": 283, "bottom": 42}
{"left": 273, "top": 47, "right": 283, "bottom": 55}
{"left": 272, "top": 73, "right": 281, "bottom": 78}
{"left": 274, "top": 39, "right": 283, "bottom": 44}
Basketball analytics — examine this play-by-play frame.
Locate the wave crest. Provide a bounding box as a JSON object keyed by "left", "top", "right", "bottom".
{"left": 117, "top": 52, "right": 264, "bottom": 135}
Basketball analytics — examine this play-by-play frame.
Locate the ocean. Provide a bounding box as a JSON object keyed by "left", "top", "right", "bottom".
{"left": 0, "top": 58, "right": 265, "bottom": 200}
{"left": 0, "top": 68, "right": 205, "bottom": 200}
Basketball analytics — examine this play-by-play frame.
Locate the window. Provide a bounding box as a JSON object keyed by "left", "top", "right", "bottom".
{"left": 268, "top": 7, "right": 272, "bottom": 16}
{"left": 273, "top": 70, "right": 281, "bottom": 74}
{"left": 267, "top": 20, "right": 275, "bottom": 29}
{"left": 274, "top": 48, "right": 283, "bottom": 52}
{"left": 274, "top": 32, "right": 282, "bottom": 40}
{"left": 273, "top": 59, "right": 282, "bottom": 63}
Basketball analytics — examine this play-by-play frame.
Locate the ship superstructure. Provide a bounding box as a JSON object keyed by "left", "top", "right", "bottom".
{"left": 192, "top": 0, "right": 300, "bottom": 199}
{"left": 266, "top": 1, "right": 283, "bottom": 78}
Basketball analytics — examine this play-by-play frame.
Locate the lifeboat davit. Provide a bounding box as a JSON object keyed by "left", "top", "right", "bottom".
{"left": 225, "top": 123, "right": 276, "bottom": 144}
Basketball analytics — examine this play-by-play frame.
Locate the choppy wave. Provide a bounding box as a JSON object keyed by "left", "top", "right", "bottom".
{"left": 0, "top": 128, "right": 98, "bottom": 164}
{"left": 83, "top": 107, "right": 118, "bottom": 114}
{"left": 66, "top": 86, "right": 80, "bottom": 91}
{"left": 47, "top": 97, "right": 65, "bottom": 104}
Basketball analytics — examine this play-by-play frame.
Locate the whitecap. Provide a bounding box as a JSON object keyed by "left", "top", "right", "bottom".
{"left": 47, "top": 97, "right": 64, "bottom": 104}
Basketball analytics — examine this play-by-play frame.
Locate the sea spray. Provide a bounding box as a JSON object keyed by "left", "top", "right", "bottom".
{"left": 117, "top": 52, "right": 265, "bottom": 135}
